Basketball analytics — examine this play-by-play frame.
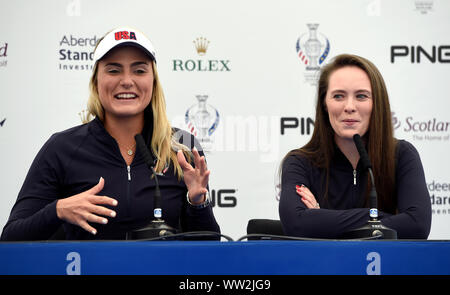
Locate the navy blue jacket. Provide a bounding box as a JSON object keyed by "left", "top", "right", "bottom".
{"left": 1, "top": 117, "right": 220, "bottom": 240}
{"left": 279, "top": 140, "right": 431, "bottom": 239}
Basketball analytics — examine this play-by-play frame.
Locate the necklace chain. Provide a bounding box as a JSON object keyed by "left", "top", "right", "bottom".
{"left": 116, "top": 140, "right": 136, "bottom": 156}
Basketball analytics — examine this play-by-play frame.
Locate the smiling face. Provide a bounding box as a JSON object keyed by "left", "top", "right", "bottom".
{"left": 96, "top": 46, "right": 154, "bottom": 121}
{"left": 325, "top": 66, "right": 373, "bottom": 144}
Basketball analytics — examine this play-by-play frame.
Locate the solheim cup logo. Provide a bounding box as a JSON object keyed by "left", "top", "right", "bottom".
{"left": 185, "top": 95, "right": 220, "bottom": 150}
{"left": 296, "top": 24, "right": 330, "bottom": 85}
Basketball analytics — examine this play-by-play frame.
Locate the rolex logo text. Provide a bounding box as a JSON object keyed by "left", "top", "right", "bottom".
{"left": 173, "top": 60, "right": 230, "bottom": 71}
{"left": 172, "top": 37, "right": 231, "bottom": 72}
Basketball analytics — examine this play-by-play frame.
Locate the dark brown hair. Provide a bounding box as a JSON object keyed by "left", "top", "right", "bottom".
{"left": 284, "top": 54, "right": 397, "bottom": 213}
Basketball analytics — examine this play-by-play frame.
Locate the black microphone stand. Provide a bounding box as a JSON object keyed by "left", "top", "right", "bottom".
{"left": 342, "top": 168, "right": 397, "bottom": 239}
{"left": 341, "top": 135, "right": 397, "bottom": 240}
{"left": 127, "top": 134, "right": 177, "bottom": 240}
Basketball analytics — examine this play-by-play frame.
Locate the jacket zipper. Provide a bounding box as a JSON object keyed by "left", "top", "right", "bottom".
{"left": 127, "top": 165, "right": 131, "bottom": 181}
{"left": 353, "top": 169, "right": 357, "bottom": 185}
{"left": 126, "top": 165, "right": 131, "bottom": 217}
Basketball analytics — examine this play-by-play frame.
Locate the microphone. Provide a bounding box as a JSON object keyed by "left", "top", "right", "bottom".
{"left": 353, "top": 134, "right": 377, "bottom": 219}
{"left": 341, "top": 134, "right": 397, "bottom": 239}
{"left": 126, "top": 134, "right": 177, "bottom": 240}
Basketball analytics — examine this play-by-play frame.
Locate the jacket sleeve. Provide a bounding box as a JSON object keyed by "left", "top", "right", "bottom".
{"left": 176, "top": 130, "right": 221, "bottom": 237}
{"left": 379, "top": 141, "right": 432, "bottom": 239}
{"left": 0, "top": 135, "right": 63, "bottom": 241}
{"left": 279, "top": 154, "right": 371, "bottom": 239}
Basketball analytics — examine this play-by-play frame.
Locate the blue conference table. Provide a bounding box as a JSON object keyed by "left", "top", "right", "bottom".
{"left": 1, "top": 240, "right": 450, "bottom": 275}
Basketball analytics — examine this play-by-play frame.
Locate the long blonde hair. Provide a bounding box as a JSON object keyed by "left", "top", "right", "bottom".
{"left": 85, "top": 35, "right": 190, "bottom": 179}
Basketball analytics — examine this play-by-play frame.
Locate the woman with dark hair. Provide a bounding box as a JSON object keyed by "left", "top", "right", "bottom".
{"left": 279, "top": 54, "right": 431, "bottom": 239}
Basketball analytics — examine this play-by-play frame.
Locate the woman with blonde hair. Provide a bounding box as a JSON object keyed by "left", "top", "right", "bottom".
{"left": 279, "top": 54, "right": 431, "bottom": 239}
{"left": 1, "top": 27, "right": 220, "bottom": 240}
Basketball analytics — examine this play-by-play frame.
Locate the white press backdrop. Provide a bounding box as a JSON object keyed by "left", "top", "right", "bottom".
{"left": 1, "top": 0, "right": 449, "bottom": 240}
